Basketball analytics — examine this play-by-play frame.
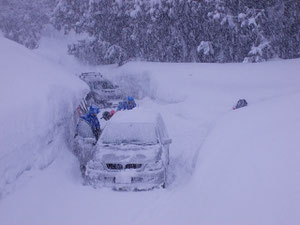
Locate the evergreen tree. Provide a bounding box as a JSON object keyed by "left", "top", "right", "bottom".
{"left": 51, "top": 0, "right": 89, "bottom": 34}
{"left": 0, "top": 0, "right": 55, "bottom": 49}
{"left": 49, "top": 0, "right": 300, "bottom": 64}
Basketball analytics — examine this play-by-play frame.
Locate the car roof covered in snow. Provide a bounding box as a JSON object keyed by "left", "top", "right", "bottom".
{"left": 100, "top": 108, "right": 162, "bottom": 144}
{"left": 109, "top": 108, "right": 160, "bottom": 124}
{"left": 78, "top": 72, "right": 108, "bottom": 83}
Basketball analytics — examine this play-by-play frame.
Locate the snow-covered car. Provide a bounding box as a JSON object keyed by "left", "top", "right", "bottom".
{"left": 84, "top": 109, "right": 172, "bottom": 190}
{"left": 79, "top": 72, "right": 123, "bottom": 108}
{"left": 73, "top": 118, "right": 98, "bottom": 172}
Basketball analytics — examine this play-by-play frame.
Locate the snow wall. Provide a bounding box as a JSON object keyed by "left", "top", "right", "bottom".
{"left": 0, "top": 37, "right": 88, "bottom": 199}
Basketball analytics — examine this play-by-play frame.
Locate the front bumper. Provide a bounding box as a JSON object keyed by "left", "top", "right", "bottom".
{"left": 85, "top": 167, "right": 166, "bottom": 190}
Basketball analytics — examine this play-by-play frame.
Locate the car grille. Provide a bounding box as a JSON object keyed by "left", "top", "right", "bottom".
{"left": 106, "top": 163, "right": 123, "bottom": 170}
{"left": 131, "top": 177, "right": 143, "bottom": 183}
{"left": 125, "top": 164, "right": 142, "bottom": 169}
{"left": 106, "top": 163, "right": 143, "bottom": 170}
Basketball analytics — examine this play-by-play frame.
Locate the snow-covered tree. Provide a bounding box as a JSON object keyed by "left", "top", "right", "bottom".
{"left": 239, "top": 7, "right": 272, "bottom": 62}
{"left": 68, "top": 37, "right": 110, "bottom": 65}
{"left": 51, "top": 0, "right": 89, "bottom": 34}
{"left": 0, "top": 0, "right": 55, "bottom": 49}
{"left": 265, "top": 0, "right": 300, "bottom": 59}
{"left": 50, "top": 0, "right": 300, "bottom": 64}
{"left": 104, "top": 45, "right": 127, "bottom": 65}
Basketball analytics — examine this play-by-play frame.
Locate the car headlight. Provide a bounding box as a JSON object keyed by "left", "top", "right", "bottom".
{"left": 86, "top": 161, "right": 105, "bottom": 171}
{"left": 146, "top": 160, "right": 163, "bottom": 171}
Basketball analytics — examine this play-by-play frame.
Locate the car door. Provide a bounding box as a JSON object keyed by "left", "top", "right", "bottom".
{"left": 74, "top": 120, "right": 97, "bottom": 165}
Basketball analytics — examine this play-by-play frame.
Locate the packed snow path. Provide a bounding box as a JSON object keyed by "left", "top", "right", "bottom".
{"left": 1, "top": 35, "right": 300, "bottom": 225}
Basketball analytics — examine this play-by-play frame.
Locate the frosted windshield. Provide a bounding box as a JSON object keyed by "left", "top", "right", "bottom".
{"left": 100, "top": 122, "right": 158, "bottom": 145}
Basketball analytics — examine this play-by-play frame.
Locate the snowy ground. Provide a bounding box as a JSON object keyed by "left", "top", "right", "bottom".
{"left": 0, "top": 33, "right": 300, "bottom": 225}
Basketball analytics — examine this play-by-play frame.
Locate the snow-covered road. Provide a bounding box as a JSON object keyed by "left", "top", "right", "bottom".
{"left": 1, "top": 35, "right": 300, "bottom": 225}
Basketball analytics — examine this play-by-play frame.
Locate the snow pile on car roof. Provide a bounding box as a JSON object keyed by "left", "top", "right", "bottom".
{"left": 110, "top": 108, "right": 160, "bottom": 124}
{"left": 99, "top": 108, "right": 162, "bottom": 144}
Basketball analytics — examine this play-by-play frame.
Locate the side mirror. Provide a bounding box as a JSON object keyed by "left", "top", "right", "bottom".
{"left": 162, "top": 138, "right": 172, "bottom": 145}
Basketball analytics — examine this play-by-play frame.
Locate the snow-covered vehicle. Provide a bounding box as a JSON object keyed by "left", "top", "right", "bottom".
{"left": 73, "top": 117, "right": 98, "bottom": 172}
{"left": 79, "top": 72, "right": 123, "bottom": 109}
{"left": 84, "top": 109, "right": 172, "bottom": 190}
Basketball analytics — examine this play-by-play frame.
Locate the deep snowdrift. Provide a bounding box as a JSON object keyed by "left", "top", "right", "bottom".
{"left": 191, "top": 92, "right": 300, "bottom": 224}
{"left": 0, "top": 37, "right": 88, "bottom": 198}
{"left": 1, "top": 33, "right": 300, "bottom": 225}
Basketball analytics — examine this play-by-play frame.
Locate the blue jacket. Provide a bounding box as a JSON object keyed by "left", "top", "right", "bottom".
{"left": 117, "top": 100, "right": 136, "bottom": 111}
{"left": 77, "top": 112, "right": 101, "bottom": 140}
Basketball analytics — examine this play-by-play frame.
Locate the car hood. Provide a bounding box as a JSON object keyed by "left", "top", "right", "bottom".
{"left": 93, "top": 144, "right": 161, "bottom": 163}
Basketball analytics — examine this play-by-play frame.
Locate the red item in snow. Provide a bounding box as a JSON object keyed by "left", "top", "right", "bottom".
{"left": 110, "top": 110, "right": 116, "bottom": 117}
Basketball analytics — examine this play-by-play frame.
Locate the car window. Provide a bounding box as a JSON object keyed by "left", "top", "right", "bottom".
{"left": 100, "top": 122, "right": 158, "bottom": 145}
{"left": 94, "top": 81, "right": 114, "bottom": 90}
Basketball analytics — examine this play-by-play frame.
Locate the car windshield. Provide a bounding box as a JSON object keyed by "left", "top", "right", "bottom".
{"left": 94, "top": 81, "right": 114, "bottom": 90}
{"left": 100, "top": 122, "right": 158, "bottom": 145}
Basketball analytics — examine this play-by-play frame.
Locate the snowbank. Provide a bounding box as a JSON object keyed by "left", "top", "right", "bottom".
{"left": 0, "top": 37, "right": 88, "bottom": 198}
{"left": 101, "top": 59, "right": 300, "bottom": 118}
{"left": 190, "top": 92, "right": 300, "bottom": 224}
{"left": 1, "top": 36, "right": 300, "bottom": 225}
{"left": 141, "top": 92, "right": 300, "bottom": 225}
